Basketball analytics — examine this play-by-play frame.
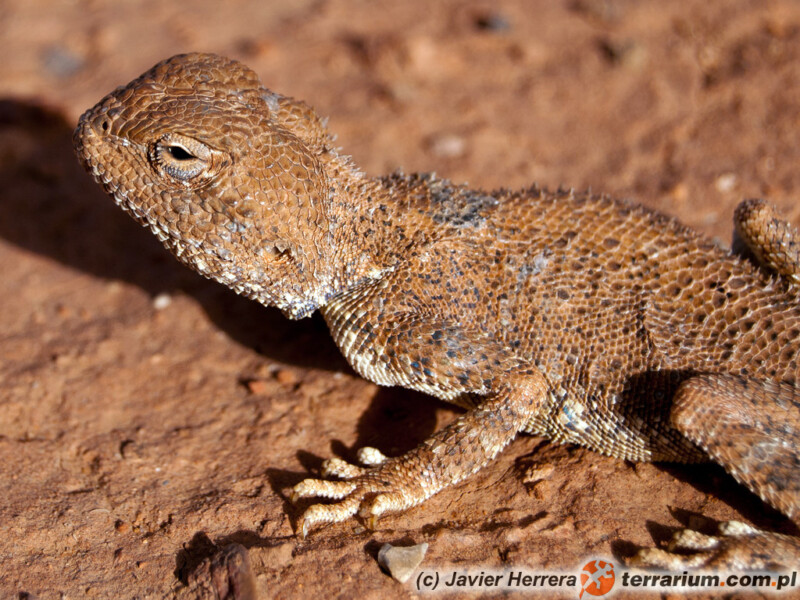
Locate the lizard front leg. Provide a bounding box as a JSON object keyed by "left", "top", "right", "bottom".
{"left": 292, "top": 373, "right": 547, "bottom": 537}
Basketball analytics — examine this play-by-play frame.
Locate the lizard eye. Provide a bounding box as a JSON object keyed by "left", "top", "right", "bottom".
{"left": 152, "top": 134, "right": 213, "bottom": 181}
{"left": 166, "top": 144, "right": 195, "bottom": 160}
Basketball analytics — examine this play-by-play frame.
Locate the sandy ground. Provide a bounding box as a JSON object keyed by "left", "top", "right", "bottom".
{"left": 1, "top": 0, "right": 800, "bottom": 598}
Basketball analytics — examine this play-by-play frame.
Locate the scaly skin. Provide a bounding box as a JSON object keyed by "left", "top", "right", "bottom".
{"left": 74, "top": 53, "right": 800, "bottom": 568}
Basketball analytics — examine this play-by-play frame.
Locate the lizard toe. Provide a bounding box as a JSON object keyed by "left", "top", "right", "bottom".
{"left": 298, "top": 496, "right": 361, "bottom": 539}
{"left": 667, "top": 528, "right": 722, "bottom": 552}
{"left": 357, "top": 446, "right": 389, "bottom": 466}
{"left": 629, "top": 521, "right": 800, "bottom": 570}
{"left": 322, "top": 457, "right": 365, "bottom": 479}
{"left": 316, "top": 448, "right": 388, "bottom": 480}
{"left": 359, "top": 491, "right": 414, "bottom": 520}
{"left": 292, "top": 478, "right": 356, "bottom": 501}
{"left": 629, "top": 547, "right": 713, "bottom": 570}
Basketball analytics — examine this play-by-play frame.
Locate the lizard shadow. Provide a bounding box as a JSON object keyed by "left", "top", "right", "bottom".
{"left": 654, "top": 462, "right": 799, "bottom": 536}
{"left": 0, "top": 97, "right": 347, "bottom": 373}
{"left": 174, "top": 530, "right": 293, "bottom": 587}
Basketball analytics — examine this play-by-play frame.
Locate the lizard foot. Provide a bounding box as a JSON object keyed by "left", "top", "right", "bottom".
{"left": 291, "top": 375, "right": 547, "bottom": 538}
{"left": 629, "top": 521, "right": 800, "bottom": 570}
{"left": 291, "top": 446, "right": 430, "bottom": 538}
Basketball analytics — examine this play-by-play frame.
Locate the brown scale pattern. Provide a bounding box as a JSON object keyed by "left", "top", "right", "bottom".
{"left": 74, "top": 53, "right": 800, "bottom": 567}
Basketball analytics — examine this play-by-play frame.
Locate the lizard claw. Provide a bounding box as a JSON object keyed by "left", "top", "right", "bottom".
{"left": 629, "top": 521, "right": 800, "bottom": 570}
{"left": 365, "top": 513, "right": 380, "bottom": 531}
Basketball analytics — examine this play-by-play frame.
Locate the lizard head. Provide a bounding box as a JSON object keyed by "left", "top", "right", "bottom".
{"left": 74, "top": 53, "right": 348, "bottom": 318}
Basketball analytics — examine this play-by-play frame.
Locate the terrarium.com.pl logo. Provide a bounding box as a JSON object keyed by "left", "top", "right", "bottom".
{"left": 413, "top": 559, "right": 798, "bottom": 596}
{"left": 580, "top": 559, "right": 615, "bottom": 598}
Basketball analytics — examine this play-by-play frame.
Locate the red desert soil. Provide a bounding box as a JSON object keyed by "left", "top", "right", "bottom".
{"left": 1, "top": 1, "right": 799, "bottom": 598}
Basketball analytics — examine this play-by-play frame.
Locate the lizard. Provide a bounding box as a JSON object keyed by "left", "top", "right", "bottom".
{"left": 73, "top": 53, "right": 800, "bottom": 569}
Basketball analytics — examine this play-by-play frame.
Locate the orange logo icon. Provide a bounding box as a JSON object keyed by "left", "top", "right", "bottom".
{"left": 579, "top": 559, "right": 615, "bottom": 598}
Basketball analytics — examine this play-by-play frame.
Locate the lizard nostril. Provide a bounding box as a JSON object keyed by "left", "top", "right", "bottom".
{"left": 88, "top": 112, "right": 111, "bottom": 135}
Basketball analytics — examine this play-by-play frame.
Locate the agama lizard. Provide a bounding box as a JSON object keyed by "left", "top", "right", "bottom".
{"left": 74, "top": 53, "right": 800, "bottom": 569}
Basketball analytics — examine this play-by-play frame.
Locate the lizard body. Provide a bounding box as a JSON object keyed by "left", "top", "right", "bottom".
{"left": 74, "top": 53, "right": 800, "bottom": 568}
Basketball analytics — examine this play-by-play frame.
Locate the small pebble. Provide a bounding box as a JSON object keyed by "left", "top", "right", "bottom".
{"left": 715, "top": 173, "right": 737, "bottom": 193}
{"left": 473, "top": 12, "right": 511, "bottom": 32}
{"left": 429, "top": 134, "right": 466, "bottom": 159}
{"left": 246, "top": 379, "right": 269, "bottom": 395}
{"left": 153, "top": 293, "right": 172, "bottom": 310}
{"left": 522, "top": 463, "right": 554, "bottom": 484}
{"left": 274, "top": 368, "right": 298, "bottom": 385}
{"left": 377, "top": 542, "right": 428, "bottom": 583}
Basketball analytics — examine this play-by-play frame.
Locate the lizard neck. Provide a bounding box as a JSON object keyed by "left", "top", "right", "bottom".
{"left": 320, "top": 163, "right": 497, "bottom": 306}
{"left": 320, "top": 168, "right": 423, "bottom": 300}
